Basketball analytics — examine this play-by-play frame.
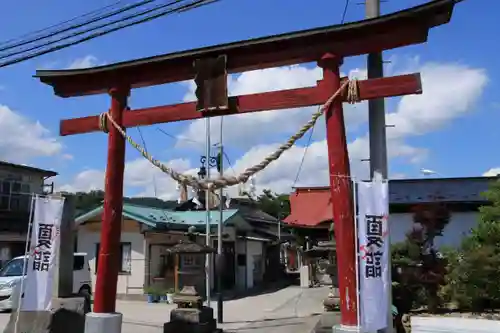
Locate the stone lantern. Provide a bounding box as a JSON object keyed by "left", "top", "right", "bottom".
{"left": 163, "top": 229, "right": 219, "bottom": 333}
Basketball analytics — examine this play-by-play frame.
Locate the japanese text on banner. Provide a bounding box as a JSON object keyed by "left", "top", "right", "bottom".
{"left": 364, "top": 214, "right": 384, "bottom": 278}
{"left": 21, "top": 195, "right": 65, "bottom": 311}
{"left": 357, "top": 178, "right": 390, "bottom": 332}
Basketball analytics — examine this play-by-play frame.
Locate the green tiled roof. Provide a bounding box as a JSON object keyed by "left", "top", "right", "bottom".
{"left": 75, "top": 203, "right": 238, "bottom": 229}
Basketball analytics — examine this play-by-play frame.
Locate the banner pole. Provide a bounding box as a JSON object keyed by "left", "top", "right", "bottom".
{"left": 352, "top": 178, "right": 361, "bottom": 330}
{"left": 14, "top": 193, "right": 36, "bottom": 333}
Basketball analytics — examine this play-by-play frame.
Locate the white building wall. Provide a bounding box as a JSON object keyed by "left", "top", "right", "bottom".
{"left": 246, "top": 240, "right": 263, "bottom": 289}
{"left": 388, "top": 211, "right": 478, "bottom": 248}
{"left": 77, "top": 230, "right": 145, "bottom": 295}
{"left": 0, "top": 168, "right": 46, "bottom": 194}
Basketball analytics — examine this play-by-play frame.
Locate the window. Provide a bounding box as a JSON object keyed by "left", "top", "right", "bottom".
{"left": 1, "top": 182, "right": 10, "bottom": 195}
{"left": 0, "top": 179, "right": 32, "bottom": 211}
{"left": 12, "top": 182, "right": 21, "bottom": 193}
{"left": 0, "top": 196, "right": 8, "bottom": 210}
{"left": 95, "top": 243, "right": 132, "bottom": 274}
{"left": 237, "top": 254, "right": 246, "bottom": 266}
{"left": 73, "top": 255, "right": 84, "bottom": 271}
{"left": 0, "top": 258, "right": 27, "bottom": 277}
{"left": 158, "top": 252, "right": 175, "bottom": 277}
{"left": 10, "top": 195, "right": 20, "bottom": 210}
{"left": 0, "top": 181, "right": 10, "bottom": 210}
{"left": 181, "top": 254, "right": 204, "bottom": 268}
{"left": 120, "top": 243, "right": 131, "bottom": 273}
{"left": 21, "top": 183, "right": 30, "bottom": 193}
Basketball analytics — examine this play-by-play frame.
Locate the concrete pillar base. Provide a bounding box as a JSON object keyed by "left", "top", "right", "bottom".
{"left": 332, "top": 325, "right": 360, "bottom": 333}
{"left": 84, "top": 312, "right": 122, "bottom": 333}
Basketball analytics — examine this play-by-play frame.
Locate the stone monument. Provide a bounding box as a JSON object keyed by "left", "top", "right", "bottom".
{"left": 163, "top": 229, "right": 219, "bottom": 333}
{"left": 4, "top": 194, "right": 89, "bottom": 333}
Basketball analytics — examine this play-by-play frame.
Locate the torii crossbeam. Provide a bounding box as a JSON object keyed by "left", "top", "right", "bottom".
{"left": 34, "top": 0, "right": 456, "bottom": 330}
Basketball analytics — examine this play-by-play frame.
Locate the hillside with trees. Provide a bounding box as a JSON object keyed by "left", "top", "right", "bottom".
{"left": 72, "top": 189, "right": 291, "bottom": 218}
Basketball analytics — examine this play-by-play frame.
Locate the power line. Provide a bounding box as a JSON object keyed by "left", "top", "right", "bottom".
{"left": 290, "top": 1, "right": 350, "bottom": 189}
{"left": 340, "top": 0, "right": 350, "bottom": 24}
{"left": 157, "top": 127, "right": 205, "bottom": 147}
{"left": 0, "top": 0, "right": 188, "bottom": 61}
{"left": 291, "top": 120, "right": 315, "bottom": 188}
{"left": 222, "top": 151, "right": 236, "bottom": 175}
{"left": 0, "top": 0, "right": 128, "bottom": 48}
{"left": 0, "top": 0, "right": 219, "bottom": 68}
{"left": 0, "top": 0, "right": 156, "bottom": 53}
{"left": 137, "top": 127, "right": 172, "bottom": 219}
{"left": 157, "top": 126, "right": 235, "bottom": 175}
{"left": 158, "top": 124, "right": 235, "bottom": 174}
{"left": 136, "top": 127, "right": 157, "bottom": 197}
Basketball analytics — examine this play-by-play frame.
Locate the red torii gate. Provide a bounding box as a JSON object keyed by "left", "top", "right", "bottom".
{"left": 35, "top": 0, "right": 455, "bottom": 328}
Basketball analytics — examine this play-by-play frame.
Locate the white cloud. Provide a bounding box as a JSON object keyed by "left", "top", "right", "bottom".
{"left": 386, "top": 62, "right": 487, "bottom": 139}
{"left": 210, "top": 61, "right": 486, "bottom": 193}
{"left": 0, "top": 104, "right": 63, "bottom": 163}
{"left": 60, "top": 157, "right": 194, "bottom": 200}
{"left": 483, "top": 168, "right": 500, "bottom": 177}
{"left": 220, "top": 136, "right": 427, "bottom": 195}
{"left": 124, "top": 158, "right": 194, "bottom": 199}
{"left": 67, "top": 55, "right": 102, "bottom": 69}
{"left": 59, "top": 169, "right": 105, "bottom": 193}
{"left": 238, "top": 61, "right": 486, "bottom": 193}
{"left": 60, "top": 57, "right": 488, "bottom": 199}
{"left": 177, "top": 65, "right": 368, "bottom": 149}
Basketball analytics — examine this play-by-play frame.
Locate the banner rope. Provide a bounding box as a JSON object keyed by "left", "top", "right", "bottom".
{"left": 98, "top": 79, "right": 360, "bottom": 190}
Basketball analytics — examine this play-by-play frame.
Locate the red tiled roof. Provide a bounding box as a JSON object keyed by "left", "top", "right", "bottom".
{"left": 283, "top": 187, "right": 333, "bottom": 227}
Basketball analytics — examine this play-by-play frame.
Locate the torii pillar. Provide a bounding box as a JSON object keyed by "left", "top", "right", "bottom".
{"left": 319, "top": 54, "right": 358, "bottom": 326}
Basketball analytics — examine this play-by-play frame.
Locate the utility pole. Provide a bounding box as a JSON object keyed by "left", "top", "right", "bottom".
{"left": 366, "top": 0, "right": 388, "bottom": 181}
{"left": 205, "top": 117, "right": 211, "bottom": 306}
{"left": 217, "top": 118, "right": 224, "bottom": 323}
{"left": 366, "top": 1, "right": 393, "bottom": 333}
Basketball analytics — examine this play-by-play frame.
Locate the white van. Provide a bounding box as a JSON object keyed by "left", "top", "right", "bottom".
{"left": 0, "top": 252, "right": 92, "bottom": 311}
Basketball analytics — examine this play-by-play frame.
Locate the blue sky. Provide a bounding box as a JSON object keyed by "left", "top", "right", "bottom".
{"left": 0, "top": 0, "right": 498, "bottom": 198}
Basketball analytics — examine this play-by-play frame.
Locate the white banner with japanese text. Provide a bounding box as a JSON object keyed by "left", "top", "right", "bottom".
{"left": 358, "top": 177, "right": 389, "bottom": 332}
{"left": 21, "top": 195, "right": 65, "bottom": 311}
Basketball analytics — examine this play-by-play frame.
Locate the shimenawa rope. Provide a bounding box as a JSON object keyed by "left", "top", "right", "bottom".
{"left": 98, "top": 79, "right": 360, "bottom": 190}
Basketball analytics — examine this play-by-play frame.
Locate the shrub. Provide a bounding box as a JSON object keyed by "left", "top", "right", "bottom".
{"left": 441, "top": 179, "right": 500, "bottom": 311}
{"left": 444, "top": 222, "right": 500, "bottom": 311}
{"left": 391, "top": 203, "right": 450, "bottom": 313}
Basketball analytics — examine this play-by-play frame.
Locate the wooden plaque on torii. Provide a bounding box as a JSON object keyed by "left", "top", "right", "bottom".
{"left": 34, "top": 0, "right": 456, "bottom": 327}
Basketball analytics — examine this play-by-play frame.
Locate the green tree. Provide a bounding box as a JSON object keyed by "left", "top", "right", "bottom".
{"left": 444, "top": 179, "right": 500, "bottom": 311}
{"left": 74, "top": 190, "right": 105, "bottom": 211}
{"left": 255, "top": 189, "right": 290, "bottom": 218}
{"left": 478, "top": 179, "right": 500, "bottom": 224}
{"left": 73, "top": 190, "right": 177, "bottom": 212}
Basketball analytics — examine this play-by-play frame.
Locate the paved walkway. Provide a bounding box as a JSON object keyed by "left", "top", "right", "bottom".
{"left": 118, "top": 285, "right": 329, "bottom": 332}
{"left": 0, "top": 285, "right": 331, "bottom": 333}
